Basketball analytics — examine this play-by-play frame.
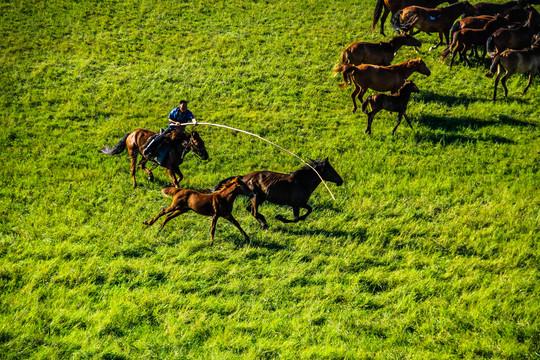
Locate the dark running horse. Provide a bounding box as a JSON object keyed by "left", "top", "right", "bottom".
{"left": 216, "top": 159, "right": 344, "bottom": 230}
{"left": 333, "top": 58, "right": 431, "bottom": 112}
{"left": 486, "top": 34, "right": 540, "bottom": 101}
{"left": 334, "top": 33, "right": 422, "bottom": 69}
{"left": 143, "top": 176, "right": 254, "bottom": 245}
{"left": 361, "top": 80, "right": 420, "bottom": 135}
{"left": 391, "top": 1, "right": 478, "bottom": 50}
{"left": 100, "top": 128, "right": 209, "bottom": 189}
{"left": 441, "top": 15, "right": 509, "bottom": 68}
{"left": 486, "top": 7, "right": 540, "bottom": 57}
{"left": 473, "top": 0, "right": 540, "bottom": 16}
{"left": 373, "top": 0, "right": 458, "bottom": 36}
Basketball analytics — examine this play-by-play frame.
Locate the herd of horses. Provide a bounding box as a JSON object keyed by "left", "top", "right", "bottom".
{"left": 100, "top": 0, "right": 539, "bottom": 244}
{"left": 333, "top": 0, "right": 540, "bottom": 135}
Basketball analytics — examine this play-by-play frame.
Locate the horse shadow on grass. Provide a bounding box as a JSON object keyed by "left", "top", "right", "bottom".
{"left": 272, "top": 224, "right": 368, "bottom": 244}
{"left": 416, "top": 90, "right": 486, "bottom": 106}
{"left": 411, "top": 114, "right": 536, "bottom": 145}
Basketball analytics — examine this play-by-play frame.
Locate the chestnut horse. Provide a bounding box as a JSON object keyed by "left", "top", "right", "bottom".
{"left": 486, "top": 7, "right": 540, "bottom": 57}
{"left": 441, "top": 15, "right": 509, "bottom": 68}
{"left": 216, "top": 159, "right": 343, "bottom": 230}
{"left": 391, "top": 1, "right": 478, "bottom": 50}
{"left": 487, "top": 34, "right": 540, "bottom": 101}
{"left": 143, "top": 176, "right": 254, "bottom": 244}
{"left": 333, "top": 58, "right": 431, "bottom": 112}
{"left": 334, "top": 33, "right": 422, "bottom": 69}
{"left": 361, "top": 80, "right": 420, "bottom": 135}
{"left": 100, "top": 128, "right": 209, "bottom": 189}
{"left": 373, "top": 0, "right": 458, "bottom": 36}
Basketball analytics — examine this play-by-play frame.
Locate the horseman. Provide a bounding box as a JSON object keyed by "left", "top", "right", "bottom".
{"left": 143, "top": 100, "right": 198, "bottom": 161}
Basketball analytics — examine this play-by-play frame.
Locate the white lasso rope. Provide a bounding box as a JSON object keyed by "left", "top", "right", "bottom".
{"left": 180, "top": 122, "right": 336, "bottom": 200}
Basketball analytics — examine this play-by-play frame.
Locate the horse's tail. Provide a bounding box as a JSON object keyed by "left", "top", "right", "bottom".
{"left": 332, "top": 48, "right": 353, "bottom": 74}
{"left": 361, "top": 96, "right": 373, "bottom": 114}
{"left": 99, "top": 133, "right": 129, "bottom": 155}
{"left": 334, "top": 64, "right": 356, "bottom": 88}
{"left": 486, "top": 36, "right": 497, "bottom": 58}
{"left": 162, "top": 187, "right": 182, "bottom": 197}
{"left": 391, "top": 10, "right": 405, "bottom": 32}
{"left": 486, "top": 53, "right": 503, "bottom": 77}
{"left": 391, "top": 11, "right": 417, "bottom": 32}
{"left": 449, "top": 20, "right": 460, "bottom": 41}
{"left": 373, "top": 0, "right": 385, "bottom": 30}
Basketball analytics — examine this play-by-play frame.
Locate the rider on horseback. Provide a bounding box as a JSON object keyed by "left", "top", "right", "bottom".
{"left": 143, "top": 100, "right": 198, "bottom": 160}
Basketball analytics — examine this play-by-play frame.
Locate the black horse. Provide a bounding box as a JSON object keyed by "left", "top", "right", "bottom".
{"left": 216, "top": 158, "right": 344, "bottom": 230}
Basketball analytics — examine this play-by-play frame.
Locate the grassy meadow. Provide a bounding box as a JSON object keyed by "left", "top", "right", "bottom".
{"left": 1, "top": 0, "right": 539, "bottom": 358}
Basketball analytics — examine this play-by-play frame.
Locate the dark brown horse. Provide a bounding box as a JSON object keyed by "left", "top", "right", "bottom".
{"left": 334, "top": 33, "right": 422, "bottom": 69}
{"left": 472, "top": 0, "right": 540, "bottom": 16}
{"left": 441, "top": 15, "right": 509, "bottom": 68}
{"left": 361, "top": 80, "right": 420, "bottom": 135}
{"left": 100, "top": 128, "right": 209, "bottom": 189}
{"left": 449, "top": 14, "right": 503, "bottom": 41}
{"left": 486, "top": 34, "right": 540, "bottom": 101}
{"left": 216, "top": 159, "right": 343, "bottom": 230}
{"left": 373, "top": 0, "right": 458, "bottom": 36}
{"left": 391, "top": 1, "right": 478, "bottom": 50}
{"left": 486, "top": 7, "right": 540, "bottom": 57}
{"left": 333, "top": 58, "right": 431, "bottom": 112}
{"left": 143, "top": 176, "right": 254, "bottom": 244}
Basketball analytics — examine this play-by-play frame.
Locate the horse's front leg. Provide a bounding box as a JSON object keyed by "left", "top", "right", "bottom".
{"left": 392, "top": 114, "right": 404, "bottom": 135}
{"left": 209, "top": 215, "right": 219, "bottom": 245}
{"left": 379, "top": 8, "right": 390, "bottom": 36}
{"left": 276, "top": 206, "right": 301, "bottom": 223}
{"left": 138, "top": 158, "right": 154, "bottom": 182}
{"left": 246, "top": 194, "right": 268, "bottom": 230}
{"left": 223, "top": 214, "right": 250, "bottom": 243}
{"left": 298, "top": 204, "right": 313, "bottom": 221}
{"left": 166, "top": 168, "right": 180, "bottom": 188}
{"left": 365, "top": 113, "right": 376, "bottom": 135}
{"left": 429, "top": 32, "right": 444, "bottom": 51}
{"left": 403, "top": 113, "right": 414, "bottom": 130}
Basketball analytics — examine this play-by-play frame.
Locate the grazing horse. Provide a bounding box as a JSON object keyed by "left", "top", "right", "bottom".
{"left": 333, "top": 58, "right": 431, "bottom": 112}
{"left": 334, "top": 34, "right": 422, "bottom": 70}
{"left": 100, "top": 128, "right": 209, "bottom": 189}
{"left": 441, "top": 15, "right": 509, "bottom": 68}
{"left": 373, "top": 0, "right": 458, "bottom": 36}
{"left": 486, "top": 7, "right": 540, "bottom": 57}
{"left": 143, "top": 176, "right": 254, "bottom": 245}
{"left": 361, "top": 81, "right": 420, "bottom": 135}
{"left": 216, "top": 159, "right": 344, "bottom": 230}
{"left": 391, "top": 1, "right": 478, "bottom": 50}
{"left": 487, "top": 34, "right": 540, "bottom": 101}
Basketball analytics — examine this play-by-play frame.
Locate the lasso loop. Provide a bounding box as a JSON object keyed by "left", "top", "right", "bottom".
{"left": 180, "top": 122, "right": 336, "bottom": 200}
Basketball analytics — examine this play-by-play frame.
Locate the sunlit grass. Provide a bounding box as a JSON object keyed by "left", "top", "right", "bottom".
{"left": 1, "top": 0, "right": 539, "bottom": 358}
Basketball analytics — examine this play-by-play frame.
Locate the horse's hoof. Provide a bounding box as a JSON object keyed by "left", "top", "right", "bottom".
{"left": 352, "top": 109, "right": 357, "bottom": 113}
{"left": 143, "top": 221, "right": 149, "bottom": 225}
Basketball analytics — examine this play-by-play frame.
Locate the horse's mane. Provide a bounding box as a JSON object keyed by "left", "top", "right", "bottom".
{"left": 292, "top": 159, "right": 326, "bottom": 176}
{"left": 214, "top": 176, "right": 238, "bottom": 192}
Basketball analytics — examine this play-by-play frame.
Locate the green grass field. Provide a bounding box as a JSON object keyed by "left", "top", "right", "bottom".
{"left": 1, "top": 0, "right": 539, "bottom": 358}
